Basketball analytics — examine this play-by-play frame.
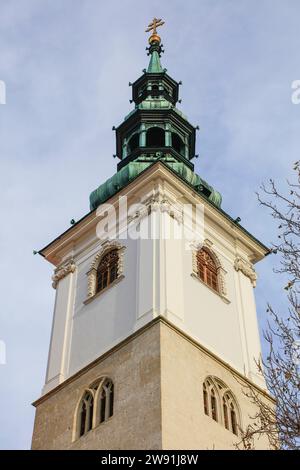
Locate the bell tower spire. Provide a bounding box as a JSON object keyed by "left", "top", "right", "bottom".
{"left": 147, "top": 43, "right": 164, "bottom": 73}
{"left": 112, "top": 18, "right": 196, "bottom": 170}
{"left": 89, "top": 19, "right": 223, "bottom": 211}
{"left": 32, "top": 17, "right": 274, "bottom": 451}
{"left": 145, "top": 17, "right": 165, "bottom": 73}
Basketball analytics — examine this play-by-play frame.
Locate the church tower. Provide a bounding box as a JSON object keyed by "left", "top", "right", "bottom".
{"left": 32, "top": 20, "right": 274, "bottom": 450}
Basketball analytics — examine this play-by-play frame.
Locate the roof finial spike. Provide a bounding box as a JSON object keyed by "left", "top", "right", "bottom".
{"left": 145, "top": 17, "right": 165, "bottom": 73}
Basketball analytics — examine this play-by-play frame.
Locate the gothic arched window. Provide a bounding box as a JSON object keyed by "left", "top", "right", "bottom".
{"left": 99, "top": 379, "right": 114, "bottom": 424}
{"left": 223, "top": 392, "right": 239, "bottom": 435}
{"left": 78, "top": 390, "right": 94, "bottom": 438}
{"left": 146, "top": 127, "right": 165, "bottom": 148}
{"left": 203, "top": 378, "right": 219, "bottom": 423}
{"left": 76, "top": 377, "right": 114, "bottom": 440}
{"left": 197, "top": 248, "right": 219, "bottom": 293}
{"left": 96, "top": 249, "right": 119, "bottom": 293}
{"left": 202, "top": 377, "right": 240, "bottom": 436}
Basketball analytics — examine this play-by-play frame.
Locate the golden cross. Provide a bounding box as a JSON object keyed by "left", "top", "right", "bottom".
{"left": 145, "top": 17, "right": 165, "bottom": 35}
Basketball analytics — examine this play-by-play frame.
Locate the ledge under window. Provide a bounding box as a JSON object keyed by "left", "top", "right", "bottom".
{"left": 191, "top": 272, "right": 230, "bottom": 304}
{"left": 83, "top": 275, "right": 125, "bottom": 305}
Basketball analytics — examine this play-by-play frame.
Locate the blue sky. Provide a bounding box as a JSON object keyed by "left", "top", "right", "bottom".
{"left": 0, "top": 0, "right": 300, "bottom": 449}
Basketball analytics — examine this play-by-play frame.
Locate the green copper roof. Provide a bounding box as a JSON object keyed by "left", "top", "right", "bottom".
{"left": 147, "top": 50, "right": 163, "bottom": 73}
{"left": 90, "top": 158, "right": 222, "bottom": 211}
{"left": 90, "top": 32, "right": 222, "bottom": 218}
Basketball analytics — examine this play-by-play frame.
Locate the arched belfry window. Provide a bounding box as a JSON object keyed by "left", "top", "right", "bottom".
{"left": 197, "top": 248, "right": 218, "bottom": 292}
{"left": 127, "top": 133, "right": 139, "bottom": 154}
{"left": 85, "top": 242, "right": 125, "bottom": 302}
{"left": 75, "top": 377, "right": 114, "bottom": 440}
{"left": 151, "top": 84, "right": 159, "bottom": 97}
{"left": 96, "top": 249, "right": 119, "bottom": 293}
{"left": 171, "top": 132, "right": 185, "bottom": 156}
{"left": 202, "top": 376, "right": 240, "bottom": 436}
{"left": 146, "top": 127, "right": 165, "bottom": 148}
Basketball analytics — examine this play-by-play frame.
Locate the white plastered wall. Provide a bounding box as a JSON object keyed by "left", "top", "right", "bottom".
{"left": 42, "top": 168, "right": 266, "bottom": 394}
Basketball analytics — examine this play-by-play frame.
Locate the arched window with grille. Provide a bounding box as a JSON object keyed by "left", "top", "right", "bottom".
{"left": 96, "top": 249, "right": 119, "bottom": 293}
{"left": 86, "top": 242, "right": 125, "bottom": 302}
{"left": 197, "top": 248, "right": 219, "bottom": 293}
{"left": 202, "top": 376, "right": 240, "bottom": 436}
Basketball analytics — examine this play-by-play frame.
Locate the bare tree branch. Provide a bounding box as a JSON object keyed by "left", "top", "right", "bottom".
{"left": 238, "top": 163, "right": 300, "bottom": 450}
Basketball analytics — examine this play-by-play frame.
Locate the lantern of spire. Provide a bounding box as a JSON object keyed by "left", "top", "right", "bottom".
{"left": 89, "top": 19, "right": 222, "bottom": 211}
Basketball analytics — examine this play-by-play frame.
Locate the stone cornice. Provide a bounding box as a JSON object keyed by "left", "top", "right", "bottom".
{"left": 32, "top": 316, "right": 275, "bottom": 408}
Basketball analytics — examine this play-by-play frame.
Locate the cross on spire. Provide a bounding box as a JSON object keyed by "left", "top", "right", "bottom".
{"left": 145, "top": 17, "right": 165, "bottom": 36}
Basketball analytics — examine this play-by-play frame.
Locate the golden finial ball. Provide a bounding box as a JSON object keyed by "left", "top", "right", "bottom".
{"left": 149, "top": 34, "right": 161, "bottom": 45}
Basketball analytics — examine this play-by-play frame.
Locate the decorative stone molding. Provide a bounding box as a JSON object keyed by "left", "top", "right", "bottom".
{"left": 234, "top": 256, "right": 257, "bottom": 287}
{"left": 203, "top": 238, "right": 214, "bottom": 250}
{"left": 191, "top": 240, "right": 228, "bottom": 299}
{"left": 86, "top": 240, "right": 125, "bottom": 300}
{"left": 52, "top": 259, "right": 76, "bottom": 289}
{"left": 148, "top": 195, "right": 163, "bottom": 216}
{"left": 128, "top": 193, "right": 183, "bottom": 226}
{"left": 189, "top": 238, "right": 213, "bottom": 254}
{"left": 160, "top": 198, "right": 183, "bottom": 224}
{"left": 218, "top": 267, "right": 227, "bottom": 297}
{"left": 87, "top": 268, "right": 97, "bottom": 298}
{"left": 190, "top": 240, "right": 204, "bottom": 274}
